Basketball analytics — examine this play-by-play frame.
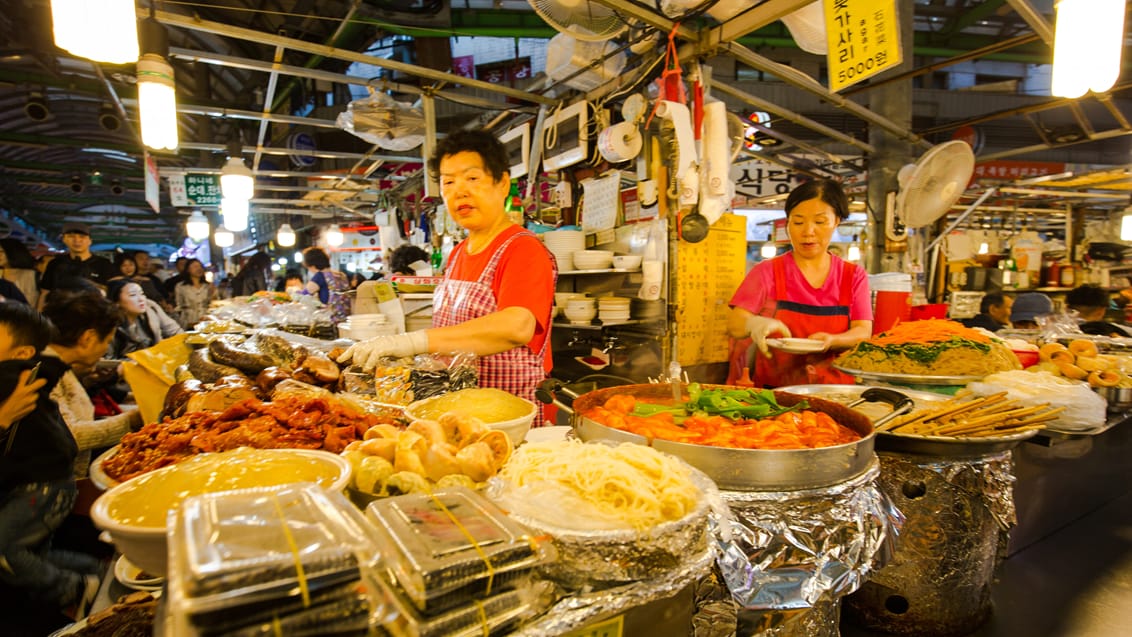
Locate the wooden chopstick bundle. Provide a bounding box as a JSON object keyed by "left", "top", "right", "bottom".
{"left": 881, "top": 392, "right": 1059, "bottom": 438}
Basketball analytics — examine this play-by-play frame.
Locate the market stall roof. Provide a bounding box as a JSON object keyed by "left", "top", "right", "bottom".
{"left": 0, "top": 0, "right": 1131, "bottom": 249}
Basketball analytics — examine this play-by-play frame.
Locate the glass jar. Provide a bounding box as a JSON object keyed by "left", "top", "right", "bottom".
{"left": 1059, "top": 263, "right": 1076, "bottom": 287}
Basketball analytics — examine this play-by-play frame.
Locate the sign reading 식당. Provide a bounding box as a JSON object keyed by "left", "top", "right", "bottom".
{"left": 824, "top": 0, "right": 902, "bottom": 92}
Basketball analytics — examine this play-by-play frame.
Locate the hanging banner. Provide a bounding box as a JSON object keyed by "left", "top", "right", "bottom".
{"left": 825, "top": 0, "right": 902, "bottom": 92}
{"left": 144, "top": 151, "right": 160, "bottom": 213}
{"left": 167, "top": 173, "right": 223, "bottom": 207}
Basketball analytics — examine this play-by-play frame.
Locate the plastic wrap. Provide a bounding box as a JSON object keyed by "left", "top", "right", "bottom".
{"left": 336, "top": 93, "right": 425, "bottom": 151}
{"left": 713, "top": 461, "right": 902, "bottom": 636}
{"left": 166, "top": 483, "right": 392, "bottom": 637}
{"left": 365, "top": 487, "right": 554, "bottom": 615}
{"left": 843, "top": 451, "right": 1014, "bottom": 635}
{"left": 966, "top": 369, "right": 1106, "bottom": 432}
{"left": 342, "top": 352, "right": 478, "bottom": 404}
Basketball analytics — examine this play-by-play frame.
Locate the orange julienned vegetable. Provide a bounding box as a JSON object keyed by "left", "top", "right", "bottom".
{"left": 583, "top": 395, "right": 861, "bottom": 450}
{"left": 867, "top": 319, "right": 993, "bottom": 347}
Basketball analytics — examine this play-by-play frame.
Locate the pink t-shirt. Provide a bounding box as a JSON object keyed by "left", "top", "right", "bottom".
{"left": 729, "top": 253, "right": 873, "bottom": 322}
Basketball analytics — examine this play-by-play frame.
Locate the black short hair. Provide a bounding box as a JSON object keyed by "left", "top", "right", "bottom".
{"left": 0, "top": 301, "right": 55, "bottom": 353}
{"left": 388, "top": 244, "right": 431, "bottom": 276}
{"left": 784, "top": 178, "right": 850, "bottom": 222}
{"left": 1066, "top": 284, "right": 1109, "bottom": 310}
{"left": 41, "top": 288, "right": 121, "bottom": 346}
{"left": 0, "top": 238, "right": 37, "bottom": 269}
{"left": 980, "top": 292, "right": 1008, "bottom": 314}
{"left": 302, "top": 247, "right": 330, "bottom": 270}
{"left": 427, "top": 129, "right": 510, "bottom": 183}
{"left": 105, "top": 278, "right": 140, "bottom": 304}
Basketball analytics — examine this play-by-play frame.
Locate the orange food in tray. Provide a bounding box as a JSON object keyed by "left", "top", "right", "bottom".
{"left": 584, "top": 395, "right": 861, "bottom": 450}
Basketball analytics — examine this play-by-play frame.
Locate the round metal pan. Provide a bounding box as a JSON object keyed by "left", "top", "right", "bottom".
{"left": 778, "top": 384, "right": 1040, "bottom": 457}
{"left": 831, "top": 364, "right": 983, "bottom": 386}
{"left": 568, "top": 383, "right": 876, "bottom": 492}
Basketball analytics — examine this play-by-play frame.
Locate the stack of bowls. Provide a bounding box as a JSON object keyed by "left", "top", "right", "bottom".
{"left": 340, "top": 313, "right": 397, "bottom": 340}
{"left": 543, "top": 230, "right": 585, "bottom": 272}
{"left": 598, "top": 296, "right": 631, "bottom": 323}
{"left": 612, "top": 254, "right": 643, "bottom": 271}
{"left": 571, "top": 250, "right": 614, "bottom": 270}
{"left": 563, "top": 297, "right": 597, "bottom": 324}
{"left": 554, "top": 292, "right": 586, "bottom": 318}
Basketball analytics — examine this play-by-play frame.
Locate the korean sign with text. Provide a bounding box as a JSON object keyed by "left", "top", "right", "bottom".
{"left": 825, "top": 0, "right": 902, "bottom": 92}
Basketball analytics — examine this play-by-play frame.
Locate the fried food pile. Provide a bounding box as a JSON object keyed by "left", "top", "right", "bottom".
{"left": 103, "top": 395, "right": 397, "bottom": 482}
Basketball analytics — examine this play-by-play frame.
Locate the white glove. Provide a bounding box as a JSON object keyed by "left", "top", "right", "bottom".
{"left": 746, "top": 315, "right": 791, "bottom": 358}
{"left": 337, "top": 331, "right": 429, "bottom": 371}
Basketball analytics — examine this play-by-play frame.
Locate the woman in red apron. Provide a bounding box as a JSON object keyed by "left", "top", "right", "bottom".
{"left": 726, "top": 179, "right": 873, "bottom": 388}
{"left": 339, "top": 129, "right": 557, "bottom": 424}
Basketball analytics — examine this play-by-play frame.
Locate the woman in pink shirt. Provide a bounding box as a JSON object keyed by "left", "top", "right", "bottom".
{"left": 726, "top": 179, "right": 873, "bottom": 387}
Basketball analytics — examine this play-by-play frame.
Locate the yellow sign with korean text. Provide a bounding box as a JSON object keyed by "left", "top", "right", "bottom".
{"left": 825, "top": 0, "right": 902, "bottom": 92}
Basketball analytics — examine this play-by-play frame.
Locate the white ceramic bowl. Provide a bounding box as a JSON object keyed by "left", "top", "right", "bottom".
{"left": 565, "top": 297, "right": 596, "bottom": 309}
{"left": 564, "top": 306, "right": 598, "bottom": 322}
{"left": 403, "top": 388, "right": 537, "bottom": 446}
{"left": 571, "top": 251, "right": 614, "bottom": 270}
{"left": 555, "top": 292, "right": 586, "bottom": 307}
{"left": 91, "top": 448, "right": 351, "bottom": 576}
{"left": 612, "top": 255, "right": 643, "bottom": 270}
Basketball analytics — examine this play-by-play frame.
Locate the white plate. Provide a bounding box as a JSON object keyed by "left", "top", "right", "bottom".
{"left": 766, "top": 337, "right": 826, "bottom": 354}
{"left": 89, "top": 445, "right": 120, "bottom": 490}
{"left": 524, "top": 425, "right": 571, "bottom": 444}
{"left": 114, "top": 555, "right": 164, "bottom": 591}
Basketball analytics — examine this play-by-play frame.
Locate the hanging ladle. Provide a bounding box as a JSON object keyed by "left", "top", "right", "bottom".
{"left": 680, "top": 207, "right": 709, "bottom": 243}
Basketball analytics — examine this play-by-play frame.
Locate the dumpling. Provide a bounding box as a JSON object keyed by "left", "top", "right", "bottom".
{"left": 422, "top": 444, "right": 462, "bottom": 482}
{"left": 456, "top": 442, "right": 495, "bottom": 482}
{"left": 385, "top": 471, "right": 430, "bottom": 496}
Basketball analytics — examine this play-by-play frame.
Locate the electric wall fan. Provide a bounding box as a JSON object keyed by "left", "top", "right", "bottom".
{"left": 527, "top": 0, "right": 627, "bottom": 41}
{"left": 885, "top": 140, "right": 977, "bottom": 241}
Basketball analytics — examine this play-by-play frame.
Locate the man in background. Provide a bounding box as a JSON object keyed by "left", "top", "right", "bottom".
{"left": 961, "top": 292, "right": 1013, "bottom": 332}
{"left": 1066, "top": 284, "right": 1132, "bottom": 337}
{"left": 37, "top": 223, "right": 114, "bottom": 310}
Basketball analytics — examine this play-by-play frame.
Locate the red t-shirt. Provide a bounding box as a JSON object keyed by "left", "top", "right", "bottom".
{"left": 446, "top": 226, "right": 556, "bottom": 371}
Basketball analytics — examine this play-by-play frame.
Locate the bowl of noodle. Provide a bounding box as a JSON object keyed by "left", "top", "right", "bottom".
{"left": 488, "top": 440, "right": 713, "bottom": 587}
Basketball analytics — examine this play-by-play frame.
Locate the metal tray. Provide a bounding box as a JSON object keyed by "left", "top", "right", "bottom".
{"left": 832, "top": 364, "right": 984, "bottom": 385}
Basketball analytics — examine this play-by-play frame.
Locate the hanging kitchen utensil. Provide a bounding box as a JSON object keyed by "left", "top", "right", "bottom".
{"left": 680, "top": 208, "right": 709, "bottom": 243}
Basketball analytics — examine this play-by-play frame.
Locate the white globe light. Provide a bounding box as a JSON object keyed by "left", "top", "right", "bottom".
{"left": 271, "top": 263, "right": 281, "bottom": 272}
{"left": 185, "top": 210, "right": 210, "bottom": 241}
{"left": 137, "top": 55, "right": 178, "bottom": 150}
{"left": 220, "top": 156, "right": 254, "bottom": 201}
{"left": 325, "top": 224, "right": 344, "bottom": 247}
{"left": 294, "top": 251, "right": 304, "bottom": 263}
{"left": 51, "top": 0, "right": 139, "bottom": 64}
{"left": 213, "top": 228, "right": 234, "bottom": 247}
{"left": 760, "top": 243, "right": 777, "bottom": 259}
{"left": 277, "top": 257, "right": 288, "bottom": 266}
{"left": 221, "top": 197, "right": 249, "bottom": 232}
{"left": 276, "top": 223, "right": 296, "bottom": 247}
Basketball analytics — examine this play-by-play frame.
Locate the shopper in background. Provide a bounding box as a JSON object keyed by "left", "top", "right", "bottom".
{"left": 339, "top": 129, "right": 557, "bottom": 424}
{"left": 0, "top": 302, "right": 102, "bottom": 623}
{"left": 726, "top": 178, "right": 873, "bottom": 387}
{"left": 105, "top": 279, "right": 183, "bottom": 359}
{"left": 109, "top": 253, "right": 164, "bottom": 305}
{"left": 131, "top": 251, "right": 170, "bottom": 309}
{"left": 230, "top": 251, "right": 272, "bottom": 297}
{"left": 302, "top": 247, "right": 352, "bottom": 322}
{"left": 161, "top": 256, "right": 189, "bottom": 299}
{"left": 0, "top": 242, "right": 29, "bottom": 304}
{"left": 387, "top": 244, "right": 431, "bottom": 276}
{"left": 1010, "top": 292, "right": 1054, "bottom": 330}
{"left": 274, "top": 269, "right": 305, "bottom": 294}
{"left": 37, "top": 223, "right": 115, "bottom": 310}
{"left": 0, "top": 238, "right": 39, "bottom": 306}
{"left": 961, "top": 292, "right": 1013, "bottom": 332}
{"left": 173, "top": 258, "right": 214, "bottom": 329}
{"left": 1066, "top": 284, "right": 1132, "bottom": 337}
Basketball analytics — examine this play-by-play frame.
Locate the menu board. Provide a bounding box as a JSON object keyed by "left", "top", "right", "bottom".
{"left": 675, "top": 214, "right": 747, "bottom": 365}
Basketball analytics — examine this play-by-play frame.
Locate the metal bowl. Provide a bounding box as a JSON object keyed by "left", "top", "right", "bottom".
{"left": 1094, "top": 385, "right": 1132, "bottom": 412}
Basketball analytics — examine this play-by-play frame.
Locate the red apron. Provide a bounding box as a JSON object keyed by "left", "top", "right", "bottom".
{"left": 747, "top": 256, "right": 858, "bottom": 388}
{"left": 432, "top": 230, "right": 557, "bottom": 426}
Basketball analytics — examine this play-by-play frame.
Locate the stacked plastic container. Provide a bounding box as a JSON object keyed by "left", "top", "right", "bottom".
{"left": 365, "top": 487, "right": 555, "bottom": 637}
{"left": 165, "top": 483, "right": 393, "bottom": 637}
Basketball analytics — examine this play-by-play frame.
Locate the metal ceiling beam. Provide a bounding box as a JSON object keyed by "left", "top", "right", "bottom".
{"left": 918, "top": 82, "right": 1132, "bottom": 136}
{"left": 254, "top": 45, "right": 287, "bottom": 173}
{"left": 147, "top": 8, "right": 558, "bottom": 106}
{"left": 979, "top": 127, "right": 1132, "bottom": 161}
{"left": 711, "top": 81, "right": 875, "bottom": 154}
{"left": 702, "top": 0, "right": 813, "bottom": 46}
{"left": 168, "top": 48, "right": 518, "bottom": 112}
{"left": 1004, "top": 0, "right": 1055, "bottom": 46}
{"left": 176, "top": 141, "right": 418, "bottom": 163}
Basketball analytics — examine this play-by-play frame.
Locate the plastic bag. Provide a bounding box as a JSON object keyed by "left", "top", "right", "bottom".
{"left": 336, "top": 92, "right": 425, "bottom": 151}
{"left": 343, "top": 351, "right": 478, "bottom": 405}
{"left": 965, "top": 369, "right": 1106, "bottom": 431}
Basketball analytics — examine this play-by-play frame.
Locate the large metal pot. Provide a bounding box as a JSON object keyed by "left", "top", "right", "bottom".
{"left": 564, "top": 383, "right": 876, "bottom": 491}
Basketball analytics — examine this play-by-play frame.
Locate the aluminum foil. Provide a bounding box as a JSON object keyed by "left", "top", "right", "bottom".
{"left": 491, "top": 469, "right": 722, "bottom": 589}
{"left": 714, "top": 460, "right": 903, "bottom": 636}
{"left": 842, "top": 450, "right": 1014, "bottom": 636}
{"left": 508, "top": 545, "right": 718, "bottom": 636}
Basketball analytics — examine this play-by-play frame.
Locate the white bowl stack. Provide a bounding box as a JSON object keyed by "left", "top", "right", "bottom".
{"left": 597, "top": 296, "right": 631, "bottom": 323}
{"left": 563, "top": 297, "right": 597, "bottom": 324}
{"left": 612, "top": 254, "right": 643, "bottom": 271}
{"left": 571, "top": 250, "right": 614, "bottom": 270}
{"left": 340, "top": 313, "right": 396, "bottom": 340}
{"left": 543, "top": 230, "right": 585, "bottom": 272}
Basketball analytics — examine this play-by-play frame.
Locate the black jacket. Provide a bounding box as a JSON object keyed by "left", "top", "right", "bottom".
{"left": 960, "top": 313, "right": 1006, "bottom": 332}
{"left": 0, "top": 356, "right": 77, "bottom": 489}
